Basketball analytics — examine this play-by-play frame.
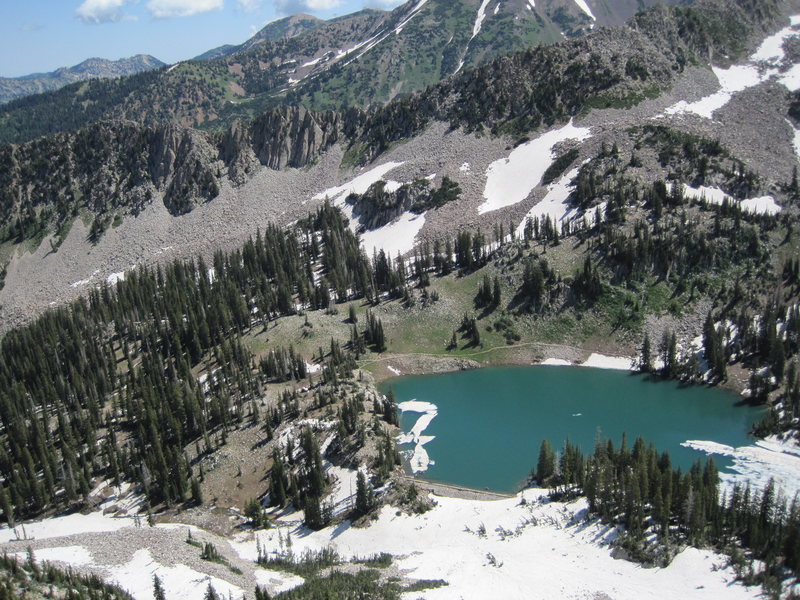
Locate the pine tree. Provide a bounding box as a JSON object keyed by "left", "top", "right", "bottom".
{"left": 304, "top": 493, "right": 324, "bottom": 530}
{"left": 639, "top": 333, "right": 653, "bottom": 373}
{"left": 153, "top": 575, "right": 166, "bottom": 600}
{"left": 0, "top": 486, "right": 14, "bottom": 528}
{"left": 492, "top": 276, "right": 501, "bottom": 308}
{"left": 536, "top": 440, "right": 556, "bottom": 487}
{"left": 355, "top": 471, "right": 376, "bottom": 517}
{"left": 204, "top": 583, "right": 219, "bottom": 600}
{"left": 190, "top": 477, "right": 203, "bottom": 506}
{"left": 255, "top": 586, "right": 272, "bottom": 600}
{"left": 447, "top": 330, "right": 457, "bottom": 351}
{"left": 269, "top": 448, "right": 288, "bottom": 507}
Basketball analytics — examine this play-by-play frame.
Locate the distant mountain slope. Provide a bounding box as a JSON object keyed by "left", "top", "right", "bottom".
{"left": 193, "top": 13, "right": 323, "bottom": 60}
{"left": 0, "top": 0, "right": 683, "bottom": 144}
{"left": 0, "top": 55, "right": 164, "bottom": 105}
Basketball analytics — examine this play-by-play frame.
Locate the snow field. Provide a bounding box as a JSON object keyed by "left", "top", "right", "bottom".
{"left": 232, "top": 489, "right": 758, "bottom": 600}
{"left": 514, "top": 165, "right": 582, "bottom": 237}
{"left": 107, "top": 271, "right": 126, "bottom": 285}
{"left": 326, "top": 465, "right": 364, "bottom": 515}
{"left": 360, "top": 211, "right": 426, "bottom": 258}
{"left": 665, "top": 17, "right": 800, "bottom": 119}
{"left": 313, "top": 162, "right": 405, "bottom": 207}
{"left": 479, "top": 121, "right": 592, "bottom": 215}
{"left": 0, "top": 512, "right": 134, "bottom": 544}
{"left": 573, "top": 0, "right": 596, "bottom": 21}
{"left": 20, "top": 545, "right": 95, "bottom": 566}
{"left": 254, "top": 568, "right": 305, "bottom": 593}
{"left": 397, "top": 400, "right": 438, "bottom": 473}
{"left": 471, "top": 0, "right": 492, "bottom": 38}
{"left": 6, "top": 529, "right": 243, "bottom": 600}
{"left": 109, "top": 549, "right": 244, "bottom": 600}
{"left": 675, "top": 183, "right": 782, "bottom": 216}
{"left": 312, "top": 161, "right": 427, "bottom": 257}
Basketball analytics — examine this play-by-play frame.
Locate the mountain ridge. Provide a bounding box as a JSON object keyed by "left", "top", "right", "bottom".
{"left": 0, "top": 0, "right": 685, "bottom": 145}
{"left": 193, "top": 13, "right": 325, "bottom": 61}
{"left": 0, "top": 55, "right": 165, "bottom": 105}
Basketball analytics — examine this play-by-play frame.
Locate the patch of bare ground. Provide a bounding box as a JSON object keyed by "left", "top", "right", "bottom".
{"left": 183, "top": 373, "right": 400, "bottom": 518}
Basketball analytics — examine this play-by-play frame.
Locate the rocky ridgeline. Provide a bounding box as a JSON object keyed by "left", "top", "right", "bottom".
{"left": 0, "top": 106, "right": 344, "bottom": 220}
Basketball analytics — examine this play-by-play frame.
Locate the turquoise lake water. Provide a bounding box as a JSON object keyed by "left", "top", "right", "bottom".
{"left": 385, "top": 366, "right": 764, "bottom": 493}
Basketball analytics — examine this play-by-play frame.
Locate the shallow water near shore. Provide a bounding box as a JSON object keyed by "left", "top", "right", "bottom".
{"left": 385, "top": 365, "right": 764, "bottom": 493}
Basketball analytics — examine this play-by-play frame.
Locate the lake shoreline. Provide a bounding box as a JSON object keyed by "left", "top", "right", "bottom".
{"left": 389, "top": 364, "right": 762, "bottom": 493}
{"left": 363, "top": 341, "right": 750, "bottom": 397}
{"left": 363, "top": 342, "right": 619, "bottom": 381}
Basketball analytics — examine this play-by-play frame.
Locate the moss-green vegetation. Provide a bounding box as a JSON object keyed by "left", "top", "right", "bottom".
{"left": 265, "top": 568, "right": 447, "bottom": 600}
{"left": 259, "top": 547, "right": 341, "bottom": 578}
{"left": 353, "top": 553, "right": 392, "bottom": 568}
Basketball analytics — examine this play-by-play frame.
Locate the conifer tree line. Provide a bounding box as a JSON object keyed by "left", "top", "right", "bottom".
{"left": 534, "top": 436, "right": 800, "bottom": 594}
{"left": 0, "top": 200, "right": 437, "bottom": 523}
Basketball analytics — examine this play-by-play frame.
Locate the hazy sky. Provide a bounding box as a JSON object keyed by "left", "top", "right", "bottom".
{"left": 1, "top": 0, "right": 405, "bottom": 77}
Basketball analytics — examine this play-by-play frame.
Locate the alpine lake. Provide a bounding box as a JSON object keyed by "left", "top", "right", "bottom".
{"left": 385, "top": 365, "right": 764, "bottom": 493}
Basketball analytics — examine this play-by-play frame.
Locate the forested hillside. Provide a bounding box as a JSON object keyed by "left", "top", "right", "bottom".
{"left": 0, "top": 553, "right": 132, "bottom": 600}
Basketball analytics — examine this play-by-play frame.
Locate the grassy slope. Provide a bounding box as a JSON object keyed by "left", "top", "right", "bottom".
{"left": 238, "top": 237, "right": 670, "bottom": 382}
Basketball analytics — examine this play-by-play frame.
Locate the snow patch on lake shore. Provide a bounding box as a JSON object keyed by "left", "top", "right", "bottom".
{"left": 541, "top": 358, "right": 571, "bottom": 366}
{"left": 580, "top": 353, "right": 634, "bottom": 370}
{"left": 397, "top": 400, "right": 438, "bottom": 473}
{"left": 683, "top": 436, "right": 800, "bottom": 494}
